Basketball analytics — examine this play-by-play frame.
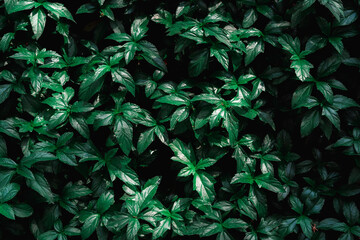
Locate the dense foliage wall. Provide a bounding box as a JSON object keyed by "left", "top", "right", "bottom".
{"left": 1, "top": 0, "right": 360, "bottom": 239}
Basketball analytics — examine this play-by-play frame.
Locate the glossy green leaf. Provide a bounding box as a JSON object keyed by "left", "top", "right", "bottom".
{"left": 137, "top": 127, "right": 155, "bottom": 154}
{"left": 29, "top": 8, "right": 46, "bottom": 40}
{"left": 245, "top": 39, "right": 264, "bottom": 66}
{"left": 114, "top": 117, "right": 133, "bottom": 155}
{"left": 81, "top": 214, "right": 100, "bottom": 239}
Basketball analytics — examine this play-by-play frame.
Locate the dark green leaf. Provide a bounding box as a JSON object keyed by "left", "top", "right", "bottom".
{"left": 96, "top": 191, "right": 115, "bottom": 214}
{"left": 245, "top": 39, "right": 264, "bottom": 66}
{"left": 188, "top": 48, "right": 209, "bottom": 77}
{"left": 0, "top": 183, "right": 20, "bottom": 203}
{"left": 137, "top": 127, "right": 155, "bottom": 154}
{"left": 138, "top": 40, "right": 167, "bottom": 72}
{"left": 301, "top": 109, "right": 321, "bottom": 137}
{"left": 69, "top": 116, "right": 90, "bottom": 138}
{"left": 81, "top": 214, "right": 100, "bottom": 239}
{"left": 292, "top": 84, "right": 313, "bottom": 109}
{"left": 114, "top": 117, "right": 133, "bottom": 155}
{"left": 12, "top": 203, "right": 33, "bottom": 218}
{"left": 0, "top": 203, "right": 15, "bottom": 219}
{"left": 316, "top": 81, "right": 333, "bottom": 104}
{"left": 255, "top": 173, "right": 285, "bottom": 193}
{"left": 318, "top": 218, "right": 348, "bottom": 232}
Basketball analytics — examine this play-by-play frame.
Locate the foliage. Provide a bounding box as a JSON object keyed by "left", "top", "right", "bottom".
{"left": 0, "top": 0, "right": 360, "bottom": 239}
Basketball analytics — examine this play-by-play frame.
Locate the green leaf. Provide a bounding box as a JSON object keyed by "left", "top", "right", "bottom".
{"left": 301, "top": 109, "right": 321, "bottom": 137}
{"left": 170, "top": 106, "right": 189, "bottom": 129}
{"left": 322, "top": 105, "right": 340, "bottom": 130}
{"left": 317, "top": 56, "right": 341, "bottom": 78}
{"left": 81, "top": 214, "right": 100, "bottom": 239}
{"left": 131, "top": 17, "right": 149, "bottom": 41}
{"left": 318, "top": 218, "right": 348, "bottom": 232}
{"left": 336, "top": 10, "right": 358, "bottom": 26}
{"left": 343, "top": 202, "right": 359, "bottom": 225}
{"left": 255, "top": 173, "right": 285, "bottom": 193}
{"left": 11, "top": 203, "right": 33, "bottom": 218}
{"left": 62, "top": 183, "right": 92, "bottom": 199}
{"left": 278, "top": 34, "right": 301, "bottom": 56}
{"left": 114, "top": 117, "right": 133, "bottom": 155}
{"left": 76, "top": 3, "right": 96, "bottom": 14}
{"left": 0, "top": 120, "right": 19, "bottom": 139}
{"left": 245, "top": 39, "right": 264, "bottom": 66}
{"left": 109, "top": 164, "right": 140, "bottom": 186}
{"left": 157, "top": 94, "right": 189, "bottom": 106}
{"left": 200, "top": 223, "right": 223, "bottom": 237}
{"left": 29, "top": 8, "right": 46, "bottom": 40}
{"left": 4, "top": 0, "right": 35, "bottom": 14}
{"left": 169, "top": 139, "right": 193, "bottom": 166}
{"left": 222, "top": 218, "right": 248, "bottom": 229}
{"left": 42, "top": 2, "right": 75, "bottom": 21}
{"left": 155, "top": 125, "right": 168, "bottom": 145}
{"left": 231, "top": 172, "right": 254, "bottom": 185}
{"left": 329, "top": 37, "right": 344, "bottom": 54}
{"left": 152, "top": 218, "right": 171, "bottom": 239}
{"left": 290, "top": 195, "right": 303, "bottom": 214}
{"left": 71, "top": 101, "right": 94, "bottom": 113}
{"left": 237, "top": 198, "right": 257, "bottom": 220}
{"left": 124, "top": 42, "right": 137, "bottom": 64}
{"left": 196, "top": 158, "right": 217, "bottom": 170}
{"left": 48, "top": 111, "right": 68, "bottom": 129}
{"left": 291, "top": 59, "right": 313, "bottom": 81}
{"left": 0, "top": 183, "right": 20, "bottom": 203}
{"left": 243, "top": 8, "right": 258, "bottom": 28}
{"left": 316, "top": 81, "right": 333, "bottom": 104}
{"left": 319, "top": 0, "right": 344, "bottom": 21}
{"left": 224, "top": 112, "right": 239, "bottom": 145}
{"left": 96, "top": 191, "right": 115, "bottom": 214}
{"left": 21, "top": 151, "right": 57, "bottom": 167}
{"left": 188, "top": 48, "right": 209, "bottom": 77}
{"left": 137, "top": 127, "right": 155, "bottom": 154}
{"left": 0, "top": 32, "right": 15, "bottom": 52}
{"left": 0, "top": 203, "right": 15, "bottom": 220}
{"left": 69, "top": 116, "right": 90, "bottom": 138}
{"left": 0, "top": 84, "right": 13, "bottom": 104}
{"left": 192, "top": 93, "right": 222, "bottom": 104}
{"left": 152, "top": 10, "right": 173, "bottom": 28}
{"left": 27, "top": 173, "right": 54, "bottom": 203}
{"left": 138, "top": 40, "right": 167, "bottom": 72}
{"left": 194, "top": 172, "right": 215, "bottom": 202}
{"left": 298, "top": 215, "right": 313, "bottom": 238}
{"left": 127, "top": 218, "right": 140, "bottom": 240}
{"left": 333, "top": 95, "right": 359, "bottom": 109}
{"left": 79, "top": 75, "right": 105, "bottom": 101}
{"left": 106, "top": 33, "right": 131, "bottom": 43}
{"left": 111, "top": 68, "right": 135, "bottom": 96}
{"left": 292, "top": 84, "right": 313, "bottom": 109}
{"left": 210, "top": 46, "right": 229, "bottom": 71}
{"left": 338, "top": 232, "right": 353, "bottom": 240}
{"left": 351, "top": 226, "right": 360, "bottom": 237}
{"left": 0, "top": 170, "right": 15, "bottom": 188}
{"left": 203, "top": 25, "right": 231, "bottom": 47}
{"left": 305, "top": 35, "right": 327, "bottom": 53}
{"left": 38, "top": 231, "right": 58, "bottom": 240}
